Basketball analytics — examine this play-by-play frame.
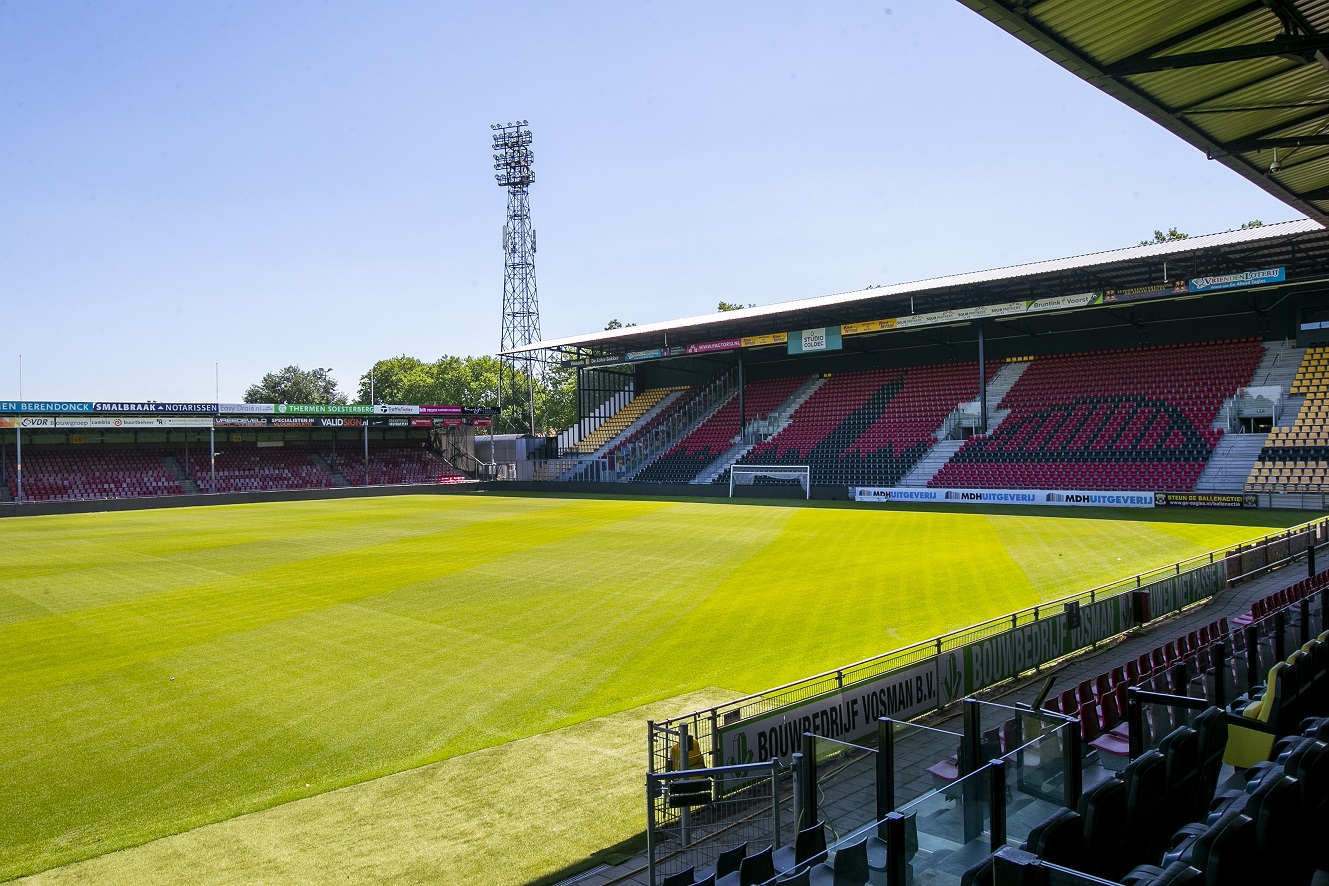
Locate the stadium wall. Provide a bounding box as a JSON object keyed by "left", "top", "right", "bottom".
{"left": 0, "top": 481, "right": 481, "bottom": 518}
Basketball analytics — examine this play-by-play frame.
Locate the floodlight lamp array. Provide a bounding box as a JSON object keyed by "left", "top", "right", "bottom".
{"left": 491, "top": 121, "right": 534, "bottom": 188}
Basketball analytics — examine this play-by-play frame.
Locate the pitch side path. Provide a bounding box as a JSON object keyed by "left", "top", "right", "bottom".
{"left": 582, "top": 545, "right": 1307, "bottom": 886}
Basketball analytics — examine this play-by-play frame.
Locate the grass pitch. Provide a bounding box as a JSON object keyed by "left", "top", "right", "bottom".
{"left": 0, "top": 493, "right": 1311, "bottom": 883}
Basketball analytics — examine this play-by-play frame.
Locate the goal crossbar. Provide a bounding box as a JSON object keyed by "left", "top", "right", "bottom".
{"left": 729, "top": 465, "right": 811, "bottom": 499}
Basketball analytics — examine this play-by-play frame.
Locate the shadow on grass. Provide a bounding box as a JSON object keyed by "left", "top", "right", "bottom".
{"left": 524, "top": 831, "right": 647, "bottom": 886}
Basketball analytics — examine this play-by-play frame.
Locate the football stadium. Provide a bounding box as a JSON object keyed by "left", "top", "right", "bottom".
{"left": 10, "top": 3, "right": 1329, "bottom": 886}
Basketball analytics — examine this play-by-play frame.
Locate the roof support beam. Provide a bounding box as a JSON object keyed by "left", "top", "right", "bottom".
{"left": 1261, "top": 0, "right": 1319, "bottom": 40}
{"left": 1238, "top": 105, "right": 1329, "bottom": 141}
{"left": 1176, "top": 64, "right": 1298, "bottom": 112}
{"left": 1112, "top": 3, "right": 1265, "bottom": 69}
{"left": 1107, "top": 35, "right": 1329, "bottom": 75}
{"left": 1217, "top": 134, "right": 1329, "bottom": 153}
{"left": 1298, "top": 184, "right": 1329, "bottom": 200}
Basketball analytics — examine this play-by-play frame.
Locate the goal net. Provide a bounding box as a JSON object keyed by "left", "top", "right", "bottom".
{"left": 729, "top": 465, "right": 811, "bottom": 499}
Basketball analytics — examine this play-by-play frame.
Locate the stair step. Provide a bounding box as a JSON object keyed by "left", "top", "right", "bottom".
{"left": 309, "top": 452, "right": 349, "bottom": 487}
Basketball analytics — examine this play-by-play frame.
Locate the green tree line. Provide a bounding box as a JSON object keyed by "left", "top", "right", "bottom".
{"left": 356, "top": 355, "right": 576, "bottom": 435}
{"left": 244, "top": 358, "right": 576, "bottom": 435}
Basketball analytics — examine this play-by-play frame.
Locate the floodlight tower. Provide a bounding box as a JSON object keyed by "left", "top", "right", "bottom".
{"left": 492, "top": 120, "right": 540, "bottom": 436}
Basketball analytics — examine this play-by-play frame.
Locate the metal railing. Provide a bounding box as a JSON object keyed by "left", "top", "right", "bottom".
{"left": 646, "top": 756, "right": 787, "bottom": 886}
{"left": 650, "top": 516, "right": 1328, "bottom": 773}
{"left": 616, "top": 370, "right": 738, "bottom": 478}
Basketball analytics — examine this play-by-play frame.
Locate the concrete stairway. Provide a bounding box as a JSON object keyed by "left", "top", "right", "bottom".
{"left": 160, "top": 454, "right": 200, "bottom": 494}
{"left": 622, "top": 391, "right": 737, "bottom": 482}
{"left": 692, "top": 376, "right": 825, "bottom": 485}
{"left": 899, "top": 439, "right": 965, "bottom": 487}
{"left": 978, "top": 361, "right": 1030, "bottom": 432}
{"left": 1250, "top": 339, "right": 1305, "bottom": 390}
{"left": 310, "top": 452, "right": 349, "bottom": 486}
{"left": 1192, "top": 433, "right": 1267, "bottom": 493}
{"left": 589, "top": 389, "right": 689, "bottom": 459}
{"left": 0, "top": 482, "right": 10, "bottom": 502}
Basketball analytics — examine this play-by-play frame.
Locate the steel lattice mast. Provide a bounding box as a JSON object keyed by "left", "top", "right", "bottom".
{"left": 492, "top": 120, "right": 540, "bottom": 436}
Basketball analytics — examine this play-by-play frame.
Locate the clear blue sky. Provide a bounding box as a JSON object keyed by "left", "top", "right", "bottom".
{"left": 0, "top": 1, "right": 1298, "bottom": 402}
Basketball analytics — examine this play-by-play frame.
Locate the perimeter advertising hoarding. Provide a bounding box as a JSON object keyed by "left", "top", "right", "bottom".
{"left": 56, "top": 417, "right": 213, "bottom": 428}
{"left": 221, "top": 404, "right": 466, "bottom": 416}
{"left": 717, "top": 589, "right": 1139, "bottom": 766}
{"left": 717, "top": 659, "right": 942, "bottom": 766}
{"left": 1155, "top": 492, "right": 1257, "bottom": 509}
{"left": 0, "top": 401, "right": 95, "bottom": 413}
{"left": 214, "top": 416, "right": 429, "bottom": 428}
{"left": 276, "top": 404, "right": 376, "bottom": 415}
{"left": 91, "top": 402, "right": 217, "bottom": 414}
{"left": 850, "top": 487, "right": 1155, "bottom": 508}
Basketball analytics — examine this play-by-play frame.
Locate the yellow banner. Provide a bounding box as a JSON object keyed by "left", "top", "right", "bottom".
{"left": 741, "top": 332, "right": 787, "bottom": 347}
{"left": 840, "top": 318, "right": 897, "bottom": 336}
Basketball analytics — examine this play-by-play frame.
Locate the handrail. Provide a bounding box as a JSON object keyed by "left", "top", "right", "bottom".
{"left": 656, "top": 514, "right": 1327, "bottom": 734}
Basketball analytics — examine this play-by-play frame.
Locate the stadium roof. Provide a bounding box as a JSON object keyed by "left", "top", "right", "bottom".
{"left": 510, "top": 218, "right": 1329, "bottom": 356}
{"left": 958, "top": 0, "right": 1329, "bottom": 224}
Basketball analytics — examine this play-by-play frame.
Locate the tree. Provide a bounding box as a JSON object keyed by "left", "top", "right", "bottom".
{"left": 1139, "top": 227, "right": 1189, "bottom": 246}
{"left": 356, "top": 354, "right": 577, "bottom": 435}
{"left": 244, "top": 366, "right": 347, "bottom": 404}
{"left": 717, "top": 301, "right": 755, "bottom": 311}
{"left": 604, "top": 319, "right": 635, "bottom": 330}
{"left": 1241, "top": 219, "right": 1264, "bottom": 229}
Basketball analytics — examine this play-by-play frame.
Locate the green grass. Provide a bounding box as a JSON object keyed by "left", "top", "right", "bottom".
{"left": 0, "top": 493, "right": 1312, "bottom": 882}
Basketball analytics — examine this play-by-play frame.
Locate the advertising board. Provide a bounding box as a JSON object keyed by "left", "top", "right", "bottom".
{"left": 56, "top": 417, "right": 213, "bottom": 428}
{"left": 787, "top": 327, "right": 842, "bottom": 355}
{"left": 686, "top": 338, "right": 742, "bottom": 355}
{"left": 850, "top": 487, "right": 1155, "bottom": 508}
{"left": 1155, "top": 492, "right": 1256, "bottom": 509}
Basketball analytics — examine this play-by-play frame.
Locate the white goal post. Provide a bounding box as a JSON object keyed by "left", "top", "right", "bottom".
{"left": 729, "top": 465, "right": 811, "bottom": 499}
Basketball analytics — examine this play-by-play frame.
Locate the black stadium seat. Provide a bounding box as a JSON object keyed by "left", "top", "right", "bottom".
{"left": 1077, "top": 777, "right": 1127, "bottom": 879}
{"left": 662, "top": 868, "right": 695, "bottom": 886}
{"left": 1122, "top": 749, "right": 1168, "bottom": 867}
{"left": 1021, "top": 807, "right": 1083, "bottom": 869}
{"left": 1159, "top": 725, "right": 1199, "bottom": 834}
{"left": 773, "top": 820, "right": 827, "bottom": 873}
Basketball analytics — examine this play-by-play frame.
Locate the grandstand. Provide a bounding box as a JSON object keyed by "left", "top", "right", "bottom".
{"left": 1248, "top": 346, "right": 1329, "bottom": 493}
{"left": 497, "top": 220, "right": 1329, "bottom": 511}
{"left": 10, "top": 222, "right": 1329, "bottom": 510}
{"left": 572, "top": 387, "right": 685, "bottom": 454}
{"left": 12, "top": 1, "right": 1329, "bottom": 882}
{"left": 933, "top": 339, "right": 1260, "bottom": 493}
{"left": 0, "top": 408, "right": 485, "bottom": 507}
{"left": 721, "top": 362, "right": 999, "bottom": 488}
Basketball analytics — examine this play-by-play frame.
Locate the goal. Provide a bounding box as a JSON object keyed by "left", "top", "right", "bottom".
{"left": 729, "top": 465, "right": 811, "bottom": 499}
